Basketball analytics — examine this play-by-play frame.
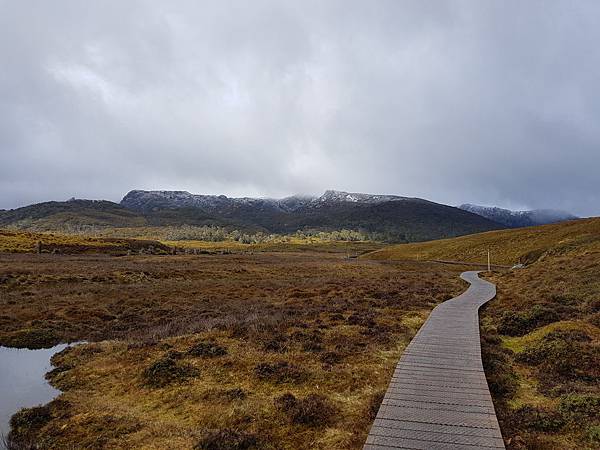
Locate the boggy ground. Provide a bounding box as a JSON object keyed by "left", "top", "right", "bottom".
{"left": 481, "top": 252, "right": 600, "bottom": 449}
{"left": 0, "top": 252, "right": 466, "bottom": 449}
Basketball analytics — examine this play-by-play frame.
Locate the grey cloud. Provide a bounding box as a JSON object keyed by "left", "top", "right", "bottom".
{"left": 1, "top": 0, "right": 599, "bottom": 216}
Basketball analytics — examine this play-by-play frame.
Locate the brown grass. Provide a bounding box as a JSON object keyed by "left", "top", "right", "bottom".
{"left": 0, "top": 251, "right": 466, "bottom": 449}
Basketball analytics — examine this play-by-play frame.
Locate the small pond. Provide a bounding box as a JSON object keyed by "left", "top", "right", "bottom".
{"left": 0, "top": 343, "right": 76, "bottom": 446}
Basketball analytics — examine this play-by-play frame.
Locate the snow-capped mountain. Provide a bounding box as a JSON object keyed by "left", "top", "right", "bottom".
{"left": 459, "top": 204, "right": 578, "bottom": 228}
{"left": 114, "top": 189, "right": 502, "bottom": 241}
{"left": 120, "top": 189, "right": 419, "bottom": 213}
{"left": 315, "top": 190, "right": 423, "bottom": 205}
{"left": 0, "top": 190, "right": 504, "bottom": 243}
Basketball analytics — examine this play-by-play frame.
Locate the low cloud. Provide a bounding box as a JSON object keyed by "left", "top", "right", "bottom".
{"left": 1, "top": 1, "right": 599, "bottom": 216}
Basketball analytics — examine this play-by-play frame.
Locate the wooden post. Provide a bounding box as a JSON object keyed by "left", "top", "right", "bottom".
{"left": 487, "top": 249, "right": 491, "bottom": 273}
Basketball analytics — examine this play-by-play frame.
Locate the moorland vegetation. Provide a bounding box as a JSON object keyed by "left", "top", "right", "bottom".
{"left": 0, "top": 250, "right": 467, "bottom": 449}
{"left": 2, "top": 216, "right": 598, "bottom": 449}
{"left": 365, "top": 218, "right": 600, "bottom": 449}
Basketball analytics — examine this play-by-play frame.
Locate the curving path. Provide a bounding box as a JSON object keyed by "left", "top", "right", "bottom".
{"left": 364, "top": 271, "right": 505, "bottom": 450}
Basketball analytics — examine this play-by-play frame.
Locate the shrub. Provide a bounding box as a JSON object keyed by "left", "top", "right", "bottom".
{"left": 497, "top": 311, "right": 529, "bottom": 336}
{"left": 519, "top": 248, "right": 546, "bottom": 265}
{"left": 586, "top": 297, "right": 600, "bottom": 314}
{"left": 368, "top": 391, "right": 385, "bottom": 420}
{"left": 516, "top": 333, "right": 599, "bottom": 381}
{"left": 516, "top": 339, "right": 570, "bottom": 366}
{"left": 201, "top": 387, "right": 248, "bottom": 403}
{"left": 262, "top": 337, "right": 288, "bottom": 353}
{"left": 291, "top": 331, "right": 323, "bottom": 352}
{"left": 301, "top": 337, "right": 324, "bottom": 352}
{"left": 528, "top": 304, "right": 560, "bottom": 328}
{"left": 481, "top": 330, "right": 518, "bottom": 398}
{"left": 543, "top": 329, "right": 591, "bottom": 343}
{"left": 486, "top": 369, "right": 519, "bottom": 398}
{"left": 223, "top": 388, "right": 247, "bottom": 401}
{"left": 520, "top": 434, "right": 562, "bottom": 449}
{"left": 8, "top": 405, "right": 52, "bottom": 444}
{"left": 254, "top": 361, "right": 307, "bottom": 384}
{"left": 194, "top": 428, "right": 260, "bottom": 450}
{"left": 497, "top": 305, "right": 559, "bottom": 337}
{"left": 3, "top": 328, "right": 61, "bottom": 349}
{"left": 301, "top": 342, "right": 324, "bottom": 352}
{"left": 273, "top": 393, "right": 297, "bottom": 411}
{"left": 346, "top": 313, "right": 376, "bottom": 327}
{"left": 274, "top": 393, "right": 337, "bottom": 427}
{"left": 558, "top": 395, "right": 600, "bottom": 422}
{"left": 142, "top": 356, "right": 198, "bottom": 388}
{"left": 512, "top": 406, "right": 564, "bottom": 432}
{"left": 589, "top": 312, "right": 600, "bottom": 328}
{"left": 360, "top": 325, "right": 391, "bottom": 345}
{"left": 328, "top": 313, "right": 345, "bottom": 322}
{"left": 320, "top": 351, "right": 344, "bottom": 366}
{"left": 165, "top": 349, "right": 184, "bottom": 360}
{"left": 188, "top": 342, "right": 227, "bottom": 358}
{"left": 588, "top": 425, "right": 600, "bottom": 443}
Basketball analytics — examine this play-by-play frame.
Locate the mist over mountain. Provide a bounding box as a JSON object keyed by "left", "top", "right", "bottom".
{"left": 459, "top": 204, "right": 578, "bottom": 228}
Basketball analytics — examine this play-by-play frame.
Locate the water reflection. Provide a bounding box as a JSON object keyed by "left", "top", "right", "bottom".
{"left": 0, "top": 343, "right": 75, "bottom": 446}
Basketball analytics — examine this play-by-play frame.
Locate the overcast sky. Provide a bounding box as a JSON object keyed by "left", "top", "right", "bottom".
{"left": 1, "top": 1, "right": 599, "bottom": 216}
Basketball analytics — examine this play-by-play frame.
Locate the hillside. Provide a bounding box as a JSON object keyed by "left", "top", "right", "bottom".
{"left": 459, "top": 204, "right": 577, "bottom": 228}
{"left": 0, "top": 190, "right": 503, "bottom": 243}
{"left": 0, "top": 199, "right": 146, "bottom": 231}
{"left": 0, "top": 229, "right": 169, "bottom": 254}
{"left": 364, "top": 218, "right": 599, "bottom": 265}
{"left": 122, "top": 189, "right": 503, "bottom": 242}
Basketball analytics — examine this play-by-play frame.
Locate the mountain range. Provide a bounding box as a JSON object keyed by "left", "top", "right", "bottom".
{"left": 0, "top": 190, "right": 578, "bottom": 243}
{"left": 459, "top": 204, "right": 577, "bottom": 228}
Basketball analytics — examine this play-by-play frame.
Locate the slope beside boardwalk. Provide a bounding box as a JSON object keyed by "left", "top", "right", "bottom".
{"left": 365, "top": 271, "right": 505, "bottom": 449}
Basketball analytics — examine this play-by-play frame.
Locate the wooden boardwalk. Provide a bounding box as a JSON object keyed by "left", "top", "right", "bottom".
{"left": 364, "top": 271, "right": 505, "bottom": 450}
